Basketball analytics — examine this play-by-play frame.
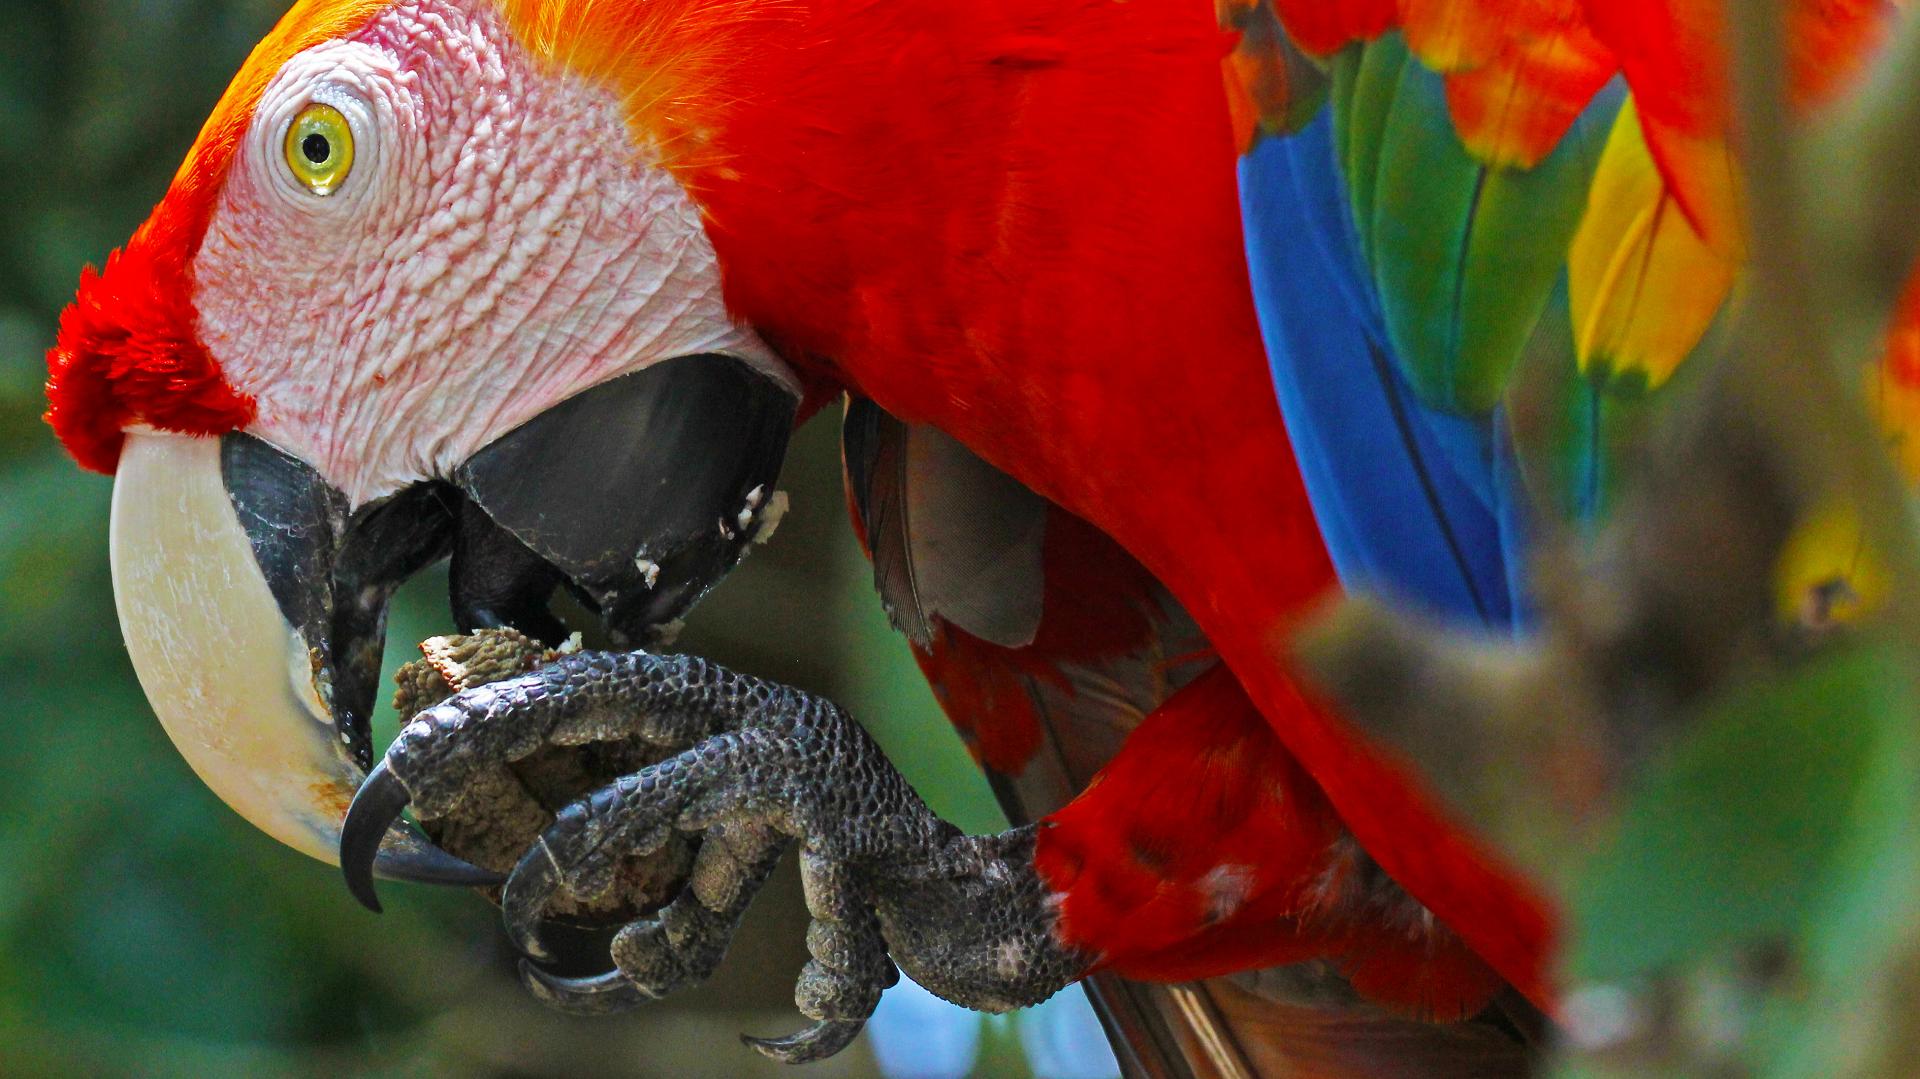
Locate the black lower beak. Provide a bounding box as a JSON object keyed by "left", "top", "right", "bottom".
{"left": 339, "top": 354, "right": 796, "bottom": 909}
{"left": 450, "top": 354, "right": 797, "bottom": 645}
{"left": 222, "top": 433, "right": 459, "bottom": 771}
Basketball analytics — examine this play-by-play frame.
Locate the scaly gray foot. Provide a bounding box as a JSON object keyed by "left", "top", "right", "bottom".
{"left": 340, "top": 650, "right": 1088, "bottom": 1062}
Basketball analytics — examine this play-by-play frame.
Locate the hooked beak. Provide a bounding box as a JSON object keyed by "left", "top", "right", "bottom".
{"left": 110, "top": 430, "right": 486, "bottom": 881}
{"left": 108, "top": 356, "right": 796, "bottom": 894}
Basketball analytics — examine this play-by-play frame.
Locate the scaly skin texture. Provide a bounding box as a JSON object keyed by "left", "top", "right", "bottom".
{"left": 586, "top": 0, "right": 1558, "bottom": 1005}
{"left": 372, "top": 650, "right": 1089, "bottom": 1060}
{"left": 53, "top": 2, "right": 1920, "bottom": 1070}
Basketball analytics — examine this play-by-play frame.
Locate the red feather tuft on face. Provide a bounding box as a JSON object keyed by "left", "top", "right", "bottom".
{"left": 42, "top": 0, "right": 389, "bottom": 475}
{"left": 45, "top": 212, "right": 254, "bottom": 475}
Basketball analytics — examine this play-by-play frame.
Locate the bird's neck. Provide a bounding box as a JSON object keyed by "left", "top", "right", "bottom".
{"left": 506, "top": 0, "right": 1326, "bottom": 618}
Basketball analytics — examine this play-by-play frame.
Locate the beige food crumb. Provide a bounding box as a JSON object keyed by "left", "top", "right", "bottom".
{"left": 393, "top": 628, "right": 696, "bottom": 925}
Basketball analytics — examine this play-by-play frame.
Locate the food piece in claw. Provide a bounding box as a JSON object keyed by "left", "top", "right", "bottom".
{"left": 389, "top": 627, "right": 698, "bottom": 925}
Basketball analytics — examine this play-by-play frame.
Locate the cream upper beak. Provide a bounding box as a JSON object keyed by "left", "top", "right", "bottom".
{"left": 109, "top": 430, "right": 496, "bottom": 889}
{"left": 112, "top": 431, "right": 354, "bottom": 863}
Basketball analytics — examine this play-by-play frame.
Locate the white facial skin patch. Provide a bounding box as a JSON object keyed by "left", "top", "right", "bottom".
{"left": 193, "top": 0, "right": 791, "bottom": 505}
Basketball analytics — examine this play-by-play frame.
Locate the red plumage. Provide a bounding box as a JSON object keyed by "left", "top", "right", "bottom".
{"left": 702, "top": 0, "right": 1555, "bottom": 1018}
{"left": 49, "top": 1, "right": 1920, "bottom": 1071}
{"left": 58, "top": 0, "right": 1561, "bottom": 1042}
{"left": 915, "top": 507, "right": 1164, "bottom": 775}
{"left": 1270, "top": 0, "right": 1397, "bottom": 54}
{"left": 45, "top": 223, "right": 253, "bottom": 475}
{"left": 1036, "top": 667, "right": 1339, "bottom": 977}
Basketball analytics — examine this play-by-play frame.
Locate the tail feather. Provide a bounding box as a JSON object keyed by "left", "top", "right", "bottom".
{"left": 1087, "top": 972, "right": 1534, "bottom": 1079}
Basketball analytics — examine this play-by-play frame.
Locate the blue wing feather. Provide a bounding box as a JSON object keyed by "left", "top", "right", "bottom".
{"left": 1239, "top": 111, "right": 1525, "bottom": 632}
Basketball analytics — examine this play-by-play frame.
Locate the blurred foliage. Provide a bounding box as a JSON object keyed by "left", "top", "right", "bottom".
{"left": 1559, "top": 641, "right": 1920, "bottom": 1078}
{"left": 1571, "top": 645, "right": 1918, "bottom": 985}
{"left": 0, "top": 1, "right": 1046, "bottom": 1075}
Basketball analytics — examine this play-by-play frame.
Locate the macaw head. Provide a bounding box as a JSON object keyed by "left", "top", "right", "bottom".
{"left": 44, "top": 0, "right": 803, "bottom": 878}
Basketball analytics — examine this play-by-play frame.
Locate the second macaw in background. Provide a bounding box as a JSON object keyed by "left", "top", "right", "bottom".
{"left": 42, "top": 0, "right": 1919, "bottom": 1074}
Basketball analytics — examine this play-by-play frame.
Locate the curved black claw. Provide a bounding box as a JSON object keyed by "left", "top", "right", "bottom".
{"left": 501, "top": 838, "right": 563, "bottom": 962}
{"left": 341, "top": 761, "right": 409, "bottom": 912}
{"left": 339, "top": 760, "right": 503, "bottom": 913}
{"left": 519, "top": 961, "right": 652, "bottom": 1015}
{"left": 741, "top": 1020, "right": 868, "bottom": 1064}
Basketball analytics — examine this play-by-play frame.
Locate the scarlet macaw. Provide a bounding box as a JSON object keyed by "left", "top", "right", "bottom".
{"left": 42, "top": 0, "right": 1914, "bottom": 1073}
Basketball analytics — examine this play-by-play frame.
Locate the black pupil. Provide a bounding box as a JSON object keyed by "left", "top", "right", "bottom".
{"left": 301, "top": 133, "right": 330, "bottom": 165}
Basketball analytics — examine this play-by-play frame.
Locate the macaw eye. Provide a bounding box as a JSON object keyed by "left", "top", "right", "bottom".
{"left": 284, "top": 103, "right": 354, "bottom": 195}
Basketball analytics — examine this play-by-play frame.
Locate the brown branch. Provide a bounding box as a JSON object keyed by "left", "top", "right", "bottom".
{"left": 1803, "top": 12, "right": 1920, "bottom": 362}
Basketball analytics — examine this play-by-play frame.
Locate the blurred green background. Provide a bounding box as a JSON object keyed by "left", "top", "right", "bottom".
{"left": 0, "top": 2, "right": 1072, "bottom": 1074}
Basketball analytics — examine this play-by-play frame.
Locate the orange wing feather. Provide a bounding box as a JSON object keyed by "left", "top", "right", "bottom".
{"left": 1430, "top": 1, "right": 1617, "bottom": 167}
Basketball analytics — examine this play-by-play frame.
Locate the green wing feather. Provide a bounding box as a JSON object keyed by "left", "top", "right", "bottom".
{"left": 1332, "top": 36, "right": 1620, "bottom": 419}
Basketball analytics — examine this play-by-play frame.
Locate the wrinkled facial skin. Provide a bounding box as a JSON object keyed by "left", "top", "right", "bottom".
{"left": 196, "top": 0, "right": 787, "bottom": 505}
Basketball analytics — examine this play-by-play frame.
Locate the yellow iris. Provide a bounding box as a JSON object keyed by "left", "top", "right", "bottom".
{"left": 284, "top": 103, "right": 354, "bottom": 195}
